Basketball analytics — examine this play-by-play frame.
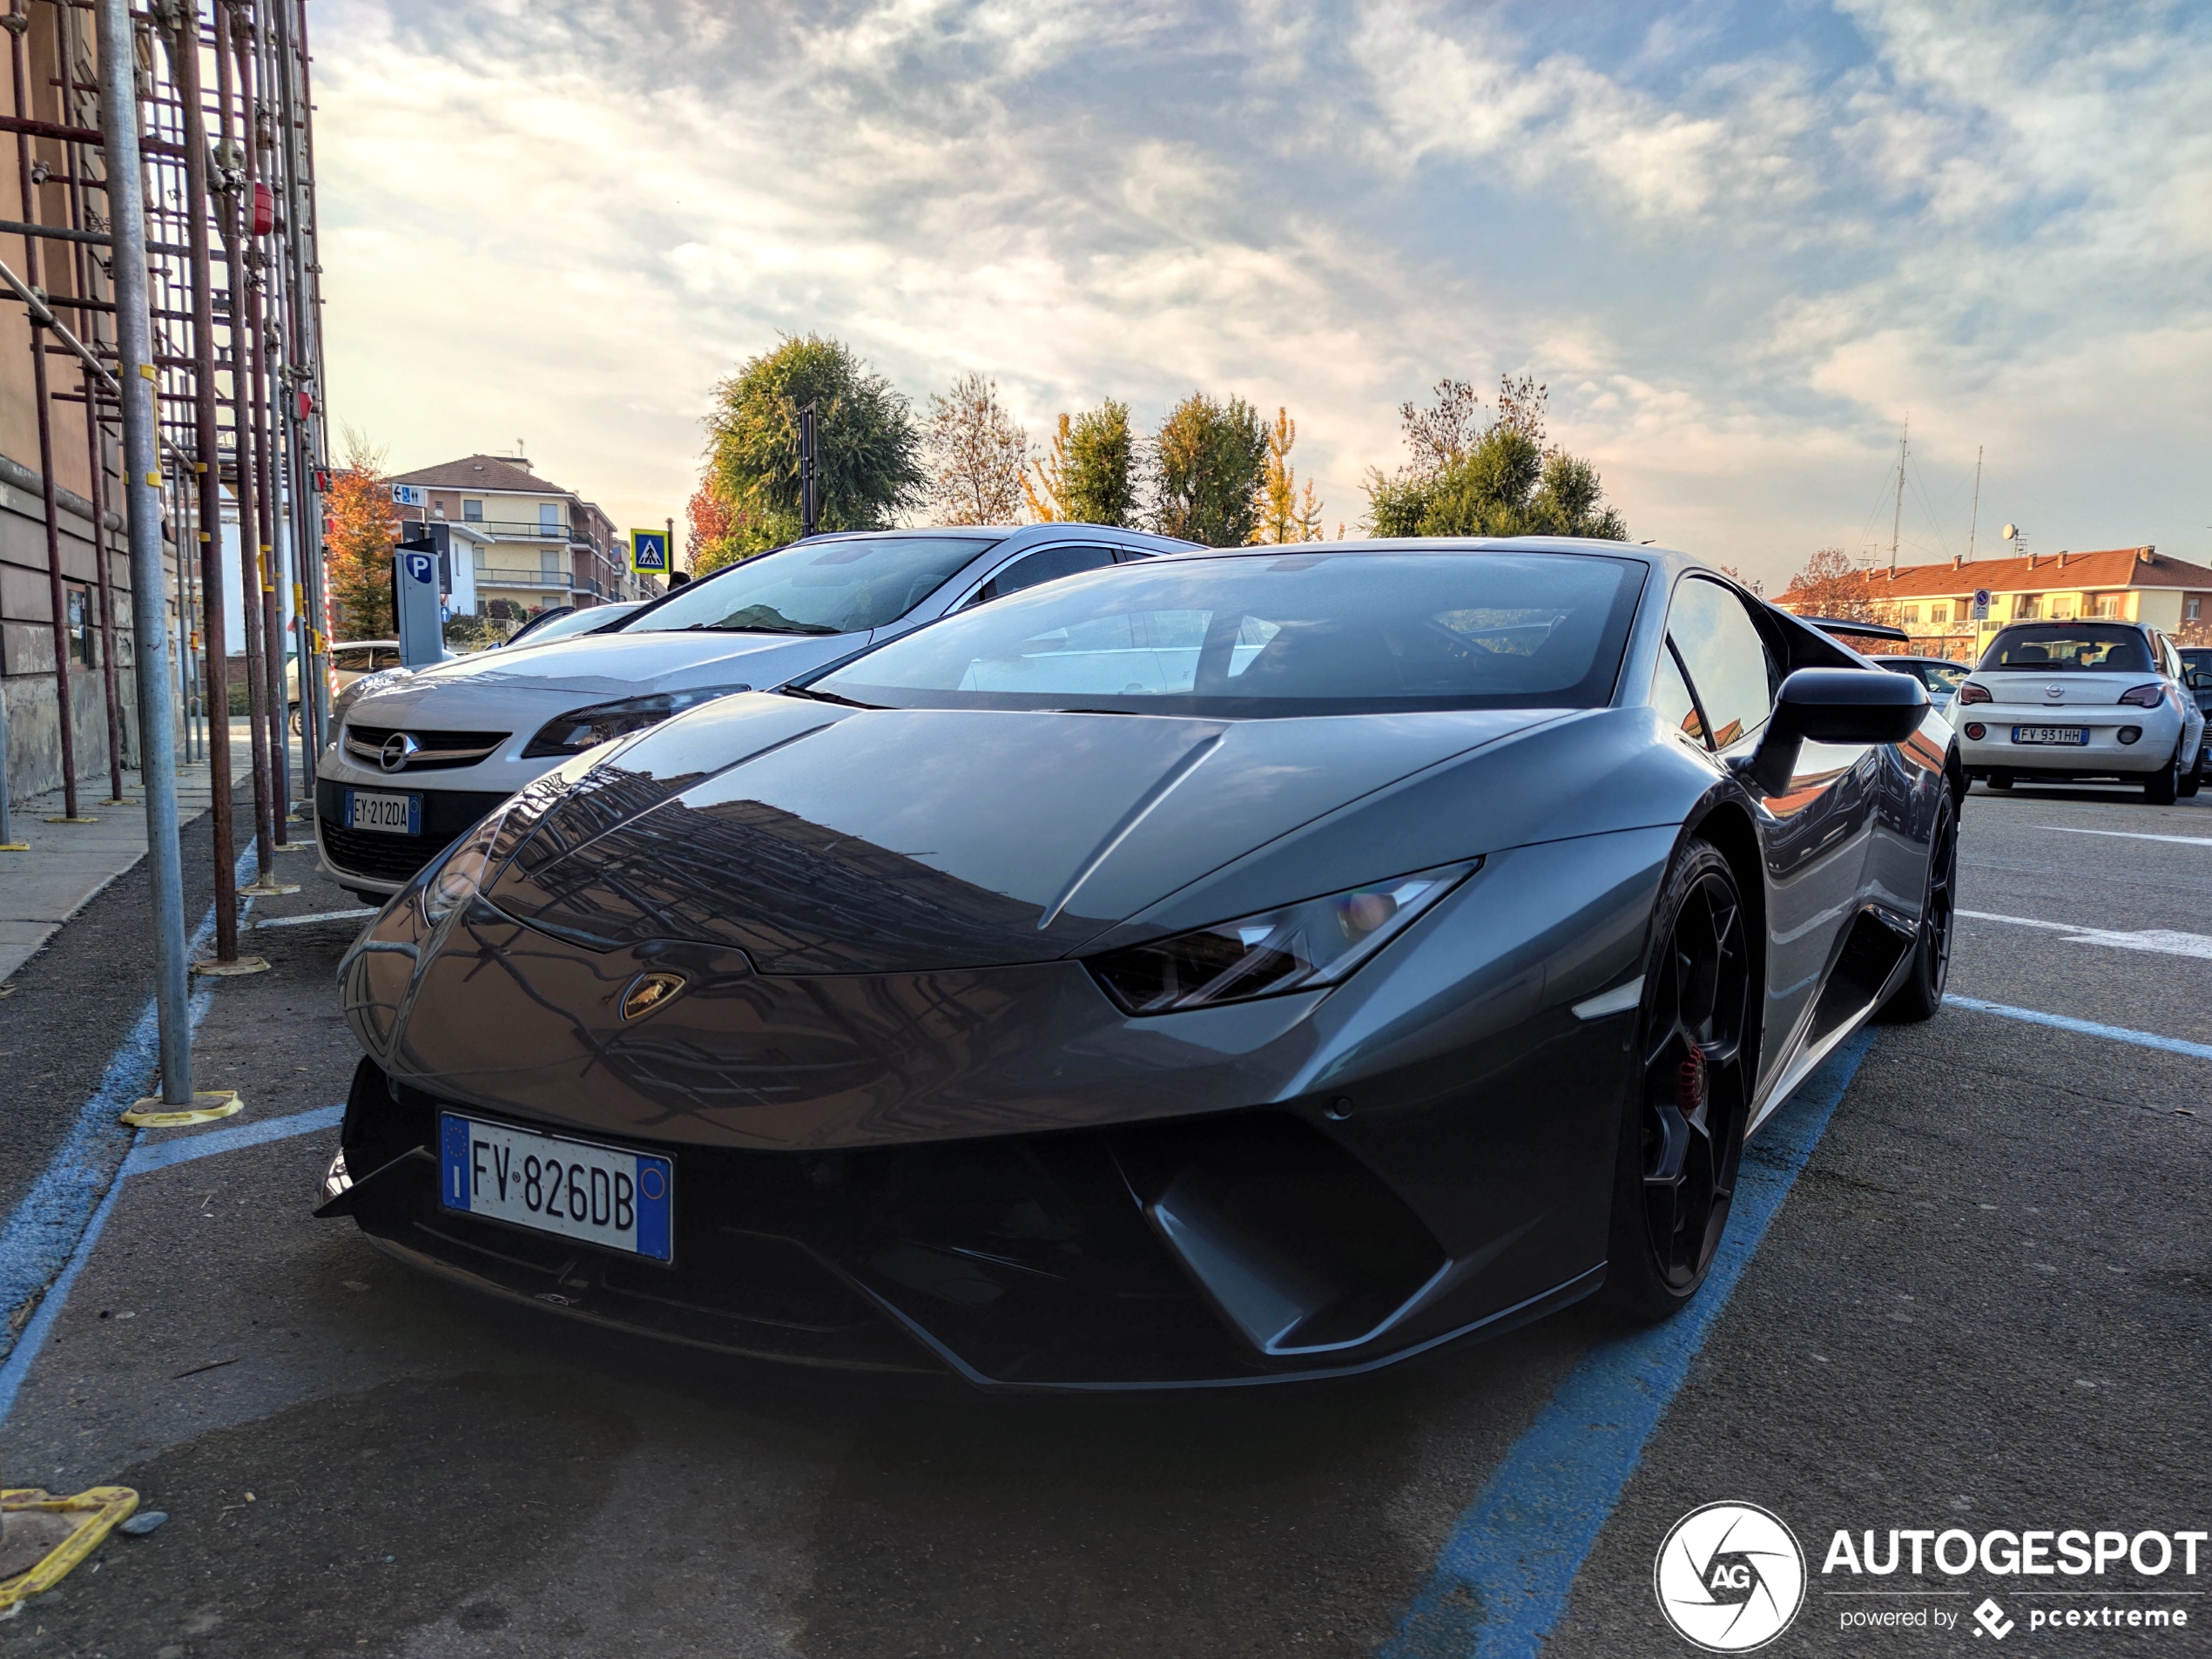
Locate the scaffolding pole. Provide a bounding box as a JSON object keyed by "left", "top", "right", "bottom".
{"left": 97, "top": 0, "right": 189, "bottom": 1102}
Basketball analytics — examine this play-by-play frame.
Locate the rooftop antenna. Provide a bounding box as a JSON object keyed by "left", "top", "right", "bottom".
{"left": 1966, "top": 445, "right": 1982, "bottom": 562}
{"left": 1889, "top": 415, "right": 1909, "bottom": 574}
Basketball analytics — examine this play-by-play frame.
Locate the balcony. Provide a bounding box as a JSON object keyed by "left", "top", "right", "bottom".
{"left": 476, "top": 566, "right": 574, "bottom": 590}
{"left": 465, "top": 517, "right": 572, "bottom": 543}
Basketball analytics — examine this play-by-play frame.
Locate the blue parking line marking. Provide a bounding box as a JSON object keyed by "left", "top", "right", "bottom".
{"left": 1381, "top": 1028, "right": 1876, "bottom": 1659}
{"left": 1943, "top": 994, "right": 2212, "bottom": 1061}
{"left": 0, "top": 1106, "right": 345, "bottom": 1429}
{"left": 0, "top": 848, "right": 256, "bottom": 1382}
{"left": 123, "top": 1104, "right": 345, "bottom": 1177}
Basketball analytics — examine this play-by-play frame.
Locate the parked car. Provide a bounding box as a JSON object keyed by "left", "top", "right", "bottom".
{"left": 287, "top": 640, "right": 400, "bottom": 735}
{"left": 502, "top": 600, "right": 645, "bottom": 649}
{"left": 1953, "top": 621, "right": 2206, "bottom": 800}
{"left": 2180, "top": 646, "right": 2212, "bottom": 721}
{"left": 313, "top": 526, "right": 1194, "bottom": 904}
{"left": 1874, "top": 655, "right": 1970, "bottom": 717}
{"left": 323, "top": 539, "right": 1954, "bottom": 1389}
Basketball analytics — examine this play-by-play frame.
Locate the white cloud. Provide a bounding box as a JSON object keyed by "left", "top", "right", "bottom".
{"left": 312, "top": 0, "right": 2212, "bottom": 588}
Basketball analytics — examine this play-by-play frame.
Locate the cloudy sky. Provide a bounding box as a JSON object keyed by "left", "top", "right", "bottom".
{"left": 314, "top": 0, "right": 2212, "bottom": 589}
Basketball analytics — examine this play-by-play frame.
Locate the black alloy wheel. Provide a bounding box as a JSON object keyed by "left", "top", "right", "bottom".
{"left": 2144, "top": 740, "right": 2182, "bottom": 806}
{"left": 1607, "top": 840, "right": 1753, "bottom": 1320}
{"left": 1878, "top": 786, "right": 1958, "bottom": 1022}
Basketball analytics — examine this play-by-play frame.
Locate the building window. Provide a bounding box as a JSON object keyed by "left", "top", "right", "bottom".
{"left": 1931, "top": 604, "right": 1949, "bottom": 624}
{"left": 65, "top": 584, "right": 94, "bottom": 666}
{"left": 1903, "top": 605, "right": 1919, "bottom": 624}
{"left": 2050, "top": 598, "right": 2073, "bottom": 621}
{"left": 2092, "top": 595, "right": 2118, "bottom": 618}
{"left": 462, "top": 499, "right": 482, "bottom": 522}
{"left": 539, "top": 502, "right": 560, "bottom": 534}
{"left": 2016, "top": 594, "right": 2042, "bottom": 619}
{"left": 2189, "top": 597, "right": 2202, "bottom": 621}
{"left": 472, "top": 547, "right": 486, "bottom": 571}
{"left": 540, "top": 549, "right": 561, "bottom": 580}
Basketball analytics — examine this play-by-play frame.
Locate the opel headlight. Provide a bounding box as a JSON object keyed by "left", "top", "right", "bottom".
{"left": 1087, "top": 863, "right": 1477, "bottom": 1014}
{"left": 520, "top": 685, "right": 750, "bottom": 759}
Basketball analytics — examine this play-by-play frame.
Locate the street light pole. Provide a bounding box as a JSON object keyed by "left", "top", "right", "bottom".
{"left": 98, "top": 0, "right": 192, "bottom": 1103}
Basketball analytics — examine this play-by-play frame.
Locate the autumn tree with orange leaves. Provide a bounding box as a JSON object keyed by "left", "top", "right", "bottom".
{"left": 324, "top": 431, "right": 402, "bottom": 637}
{"left": 1779, "top": 546, "right": 1878, "bottom": 624}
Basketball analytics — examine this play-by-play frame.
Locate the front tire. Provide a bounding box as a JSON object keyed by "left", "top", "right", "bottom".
{"left": 2178, "top": 740, "right": 2203, "bottom": 800}
{"left": 1605, "top": 840, "right": 1753, "bottom": 1323}
{"left": 1878, "top": 787, "right": 1957, "bottom": 1022}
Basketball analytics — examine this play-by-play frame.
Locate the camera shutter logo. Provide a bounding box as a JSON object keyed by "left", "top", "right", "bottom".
{"left": 1653, "top": 1502, "right": 1805, "bottom": 1651}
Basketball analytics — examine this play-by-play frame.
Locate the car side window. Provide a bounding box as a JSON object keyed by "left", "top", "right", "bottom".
{"left": 371, "top": 647, "right": 403, "bottom": 669}
{"left": 1653, "top": 644, "right": 1707, "bottom": 748}
{"left": 332, "top": 648, "right": 368, "bottom": 671}
{"left": 1667, "top": 577, "right": 1775, "bottom": 750}
{"left": 969, "top": 544, "right": 1116, "bottom": 605}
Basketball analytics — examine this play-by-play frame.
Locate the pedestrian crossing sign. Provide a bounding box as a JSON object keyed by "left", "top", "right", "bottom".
{"left": 631, "top": 529, "right": 671, "bottom": 575}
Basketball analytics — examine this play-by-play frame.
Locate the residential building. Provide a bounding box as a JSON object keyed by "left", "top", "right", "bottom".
{"left": 1777, "top": 547, "right": 2212, "bottom": 661}
{"left": 388, "top": 454, "right": 663, "bottom": 633}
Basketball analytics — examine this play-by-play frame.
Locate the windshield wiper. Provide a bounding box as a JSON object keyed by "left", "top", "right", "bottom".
{"left": 779, "top": 685, "right": 879, "bottom": 709}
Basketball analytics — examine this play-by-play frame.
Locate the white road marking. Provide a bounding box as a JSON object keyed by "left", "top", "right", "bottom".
{"left": 2041, "top": 826, "right": 2212, "bottom": 847}
{"left": 1957, "top": 909, "right": 2212, "bottom": 960}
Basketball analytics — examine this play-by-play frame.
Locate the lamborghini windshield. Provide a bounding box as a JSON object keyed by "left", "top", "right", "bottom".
{"left": 625, "top": 534, "right": 1001, "bottom": 637}
{"left": 806, "top": 550, "right": 1646, "bottom": 717}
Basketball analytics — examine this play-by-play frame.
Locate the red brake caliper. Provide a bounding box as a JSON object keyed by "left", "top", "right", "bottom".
{"left": 1676, "top": 1042, "right": 1708, "bottom": 1117}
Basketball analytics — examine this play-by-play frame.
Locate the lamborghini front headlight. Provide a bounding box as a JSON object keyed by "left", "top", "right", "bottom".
{"left": 1087, "top": 863, "right": 1477, "bottom": 1014}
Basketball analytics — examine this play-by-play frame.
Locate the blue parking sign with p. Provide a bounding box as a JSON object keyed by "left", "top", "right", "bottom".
{"left": 631, "top": 529, "right": 671, "bottom": 575}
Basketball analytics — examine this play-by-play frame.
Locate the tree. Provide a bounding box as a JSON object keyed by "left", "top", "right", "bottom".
{"left": 1022, "top": 400, "right": 1139, "bottom": 527}
{"left": 1779, "top": 546, "right": 1878, "bottom": 623}
{"left": 1366, "top": 374, "right": 1627, "bottom": 541}
{"left": 705, "top": 334, "right": 923, "bottom": 552}
{"left": 925, "top": 372, "right": 1028, "bottom": 525}
{"left": 325, "top": 428, "right": 401, "bottom": 637}
{"left": 1154, "top": 393, "right": 1268, "bottom": 546}
{"left": 1023, "top": 414, "right": 1072, "bottom": 522}
{"left": 685, "top": 477, "right": 759, "bottom": 577}
{"left": 1251, "top": 407, "right": 1324, "bottom": 543}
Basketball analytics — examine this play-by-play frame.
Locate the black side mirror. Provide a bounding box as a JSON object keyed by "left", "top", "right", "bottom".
{"left": 1738, "top": 668, "right": 1928, "bottom": 794}
{"left": 2188, "top": 671, "right": 2212, "bottom": 691}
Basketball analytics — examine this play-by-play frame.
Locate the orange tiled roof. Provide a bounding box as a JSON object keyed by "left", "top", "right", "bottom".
{"left": 1787, "top": 547, "right": 2212, "bottom": 604}
{"left": 390, "top": 454, "right": 577, "bottom": 498}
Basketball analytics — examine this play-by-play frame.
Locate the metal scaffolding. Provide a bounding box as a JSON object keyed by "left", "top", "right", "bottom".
{"left": 0, "top": 0, "right": 328, "bottom": 1093}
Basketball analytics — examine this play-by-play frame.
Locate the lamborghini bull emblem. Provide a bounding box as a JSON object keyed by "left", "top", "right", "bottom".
{"left": 620, "top": 972, "right": 687, "bottom": 1022}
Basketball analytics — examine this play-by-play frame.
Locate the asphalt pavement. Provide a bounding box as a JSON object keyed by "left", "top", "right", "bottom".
{"left": 0, "top": 779, "right": 2205, "bottom": 1657}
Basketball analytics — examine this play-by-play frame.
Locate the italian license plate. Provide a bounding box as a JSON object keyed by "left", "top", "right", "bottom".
{"left": 343, "top": 787, "right": 421, "bottom": 835}
{"left": 2012, "top": 726, "right": 2088, "bottom": 745}
{"left": 438, "top": 1113, "right": 673, "bottom": 1261}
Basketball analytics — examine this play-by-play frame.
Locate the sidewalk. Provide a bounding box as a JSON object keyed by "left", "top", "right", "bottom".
{"left": 0, "top": 719, "right": 288, "bottom": 984}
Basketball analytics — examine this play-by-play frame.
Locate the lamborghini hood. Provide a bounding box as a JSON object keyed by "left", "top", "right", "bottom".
{"left": 481, "top": 692, "right": 1560, "bottom": 973}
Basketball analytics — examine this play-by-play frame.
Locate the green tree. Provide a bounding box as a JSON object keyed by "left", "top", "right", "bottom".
{"left": 705, "top": 334, "right": 923, "bottom": 552}
{"left": 1366, "top": 374, "right": 1626, "bottom": 541}
{"left": 1065, "top": 400, "right": 1137, "bottom": 527}
{"left": 1024, "top": 400, "right": 1139, "bottom": 527}
{"left": 1153, "top": 392, "right": 1268, "bottom": 546}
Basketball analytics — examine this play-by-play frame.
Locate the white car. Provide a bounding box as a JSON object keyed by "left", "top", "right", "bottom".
{"left": 1953, "top": 621, "right": 2206, "bottom": 802}
{"left": 314, "top": 526, "right": 1193, "bottom": 901}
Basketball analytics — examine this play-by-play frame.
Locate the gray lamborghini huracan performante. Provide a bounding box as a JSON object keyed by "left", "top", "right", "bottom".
{"left": 321, "top": 540, "right": 1956, "bottom": 1390}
